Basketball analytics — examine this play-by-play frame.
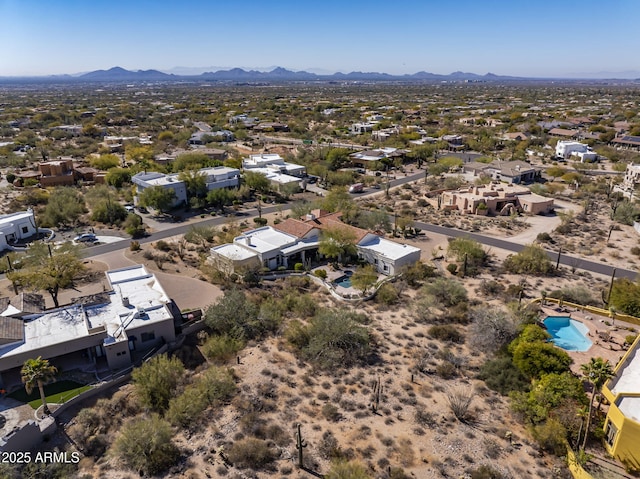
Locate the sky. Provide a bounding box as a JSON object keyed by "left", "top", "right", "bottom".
{"left": 1, "top": 0, "right": 640, "bottom": 78}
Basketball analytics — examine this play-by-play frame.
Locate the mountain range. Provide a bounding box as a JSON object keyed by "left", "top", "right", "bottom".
{"left": 1, "top": 66, "right": 638, "bottom": 83}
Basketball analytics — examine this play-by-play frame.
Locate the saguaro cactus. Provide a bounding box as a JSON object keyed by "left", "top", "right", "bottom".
{"left": 295, "top": 423, "right": 307, "bottom": 468}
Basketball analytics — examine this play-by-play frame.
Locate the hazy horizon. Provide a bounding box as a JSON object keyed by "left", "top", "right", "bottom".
{"left": 2, "top": 0, "right": 639, "bottom": 79}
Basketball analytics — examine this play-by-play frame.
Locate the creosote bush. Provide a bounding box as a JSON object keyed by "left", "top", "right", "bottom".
{"left": 225, "top": 437, "right": 278, "bottom": 469}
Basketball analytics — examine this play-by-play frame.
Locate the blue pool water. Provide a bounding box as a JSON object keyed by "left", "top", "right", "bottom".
{"left": 543, "top": 316, "right": 592, "bottom": 352}
{"left": 334, "top": 275, "right": 352, "bottom": 288}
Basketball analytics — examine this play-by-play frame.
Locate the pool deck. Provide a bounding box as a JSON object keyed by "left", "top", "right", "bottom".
{"left": 540, "top": 306, "right": 634, "bottom": 376}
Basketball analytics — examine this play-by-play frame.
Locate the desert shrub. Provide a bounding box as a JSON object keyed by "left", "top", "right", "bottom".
{"left": 631, "top": 246, "right": 640, "bottom": 257}
{"left": 401, "top": 261, "right": 438, "bottom": 288}
{"left": 326, "top": 460, "right": 372, "bottom": 479}
{"left": 225, "top": 437, "right": 278, "bottom": 469}
{"left": 548, "top": 286, "right": 598, "bottom": 306}
{"left": 201, "top": 334, "right": 245, "bottom": 362}
{"left": 205, "top": 288, "right": 276, "bottom": 340}
{"left": 536, "top": 232, "right": 553, "bottom": 242}
{"left": 298, "top": 308, "right": 370, "bottom": 369}
{"left": 436, "top": 361, "right": 457, "bottom": 379}
{"left": 319, "top": 431, "right": 344, "bottom": 459}
{"left": 428, "top": 325, "right": 464, "bottom": 343}
{"left": 166, "top": 385, "right": 208, "bottom": 428}
{"left": 314, "top": 268, "right": 328, "bottom": 279}
{"left": 91, "top": 201, "right": 128, "bottom": 225}
{"left": 477, "top": 357, "right": 529, "bottom": 395}
{"left": 609, "top": 278, "right": 640, "bottom": 317}
{"left": 422, "top": 277, "right": 468, "bottom": 307}
{"left": 447, "top": 237, "right": 487, "bottom": 276}
{"left": 467, "top": 464, "right": 506, "bottom": 479}
{"left": 294, "top": 262, "right": 304, "bottom": 271}
{"left": 503, "top": 244, "right": 554, "bottom": 276}
{"left": 322, "top": 403, "right": 342, "bottom": 422}
{"left": 113, "top": 415, "right": 180, "bottom": 476}
{"left": 511, "top": 334, "right": 572, "bottom": 379}
{"left": 625, "top": 334, "right": 638, "bottom": 346}
{"left": 446, "top": 388, "right": 474, "bottom": 422}
{"left": 469, "top": 306, "right": 518, "bottom": 353}
{"left": 375, "top": 282, "right": 399, "bottom": 305}
{"left": 415, "top": 408, "right": 437, "bottom": 428}
{"left": 132, "top": 354, "right": 185, "bottom": 412}
{"left": 129, "top": 240, "right": 141, "bottom": 251}
{"left": 446, "top": 263, "right": 458, "bottom": 275}
{"left": 253, "top": 217, "right": 268, "bottom": 226}
{"left": 531, "top": 418, "right": 568, "bottom": 456}
{"left": 479, "top": 279, "right": 504, "bottom": 297}
{"left": 155, "top": 239, "right": 172, "bottom": 252}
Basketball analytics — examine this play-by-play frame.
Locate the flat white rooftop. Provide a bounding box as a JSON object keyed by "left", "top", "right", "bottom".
{"left": 358, "top": 236, "right": 421, "bottom": 261}
{"left": 211, "top": 243, "right": 258, "bottom": 261}
{"left": 609, "top": 345, "right": 640, "bottom": 397}
{"left": 0, "top": 210, "right": 34, "bottom": 226}
{"left": 618, "top": 396, "right": 640, "bottom": 423}
{"left": 236, "top": 227, "right": 298, "bottom": 254}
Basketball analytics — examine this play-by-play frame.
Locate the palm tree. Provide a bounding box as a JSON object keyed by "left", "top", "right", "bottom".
{"left": 580, "top": 357, "right": 614, "bottom": 450}
{"left": 21, "top": 357, "right": 57, "bottom": 415}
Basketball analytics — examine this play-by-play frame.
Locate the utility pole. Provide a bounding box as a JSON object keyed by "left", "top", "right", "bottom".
{"left": 555, "top": 246, "right": 562, "bottom": 270}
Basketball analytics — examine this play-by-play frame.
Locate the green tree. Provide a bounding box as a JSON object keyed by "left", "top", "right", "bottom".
{"left": 580, "top": 357, "right": 614, "bottom": 450}
{"left": 503, "top": 244, "right": 554, "bottom": 275}
{"left": 350, "top": 264, "right": 378, "bottom": 294}
{"left": 178, "top": 169, "right": 207, "bottom": 199}
{"left": 325, "top": 148, "right": 351, "bottom": 170}
{"left": 319, "top": 227, "right": 358, "bottom": 264}
{"left": 509, "top": 326, "right": 572, "bottom": 379}
{"left": 428, "top": 156, "right": 463, "bottom": 176}
{"left": 299, "top": 309, "right": 370, "bottom": 369}
{"left": 123, "top": 213, "right": 145, "bottom": 237}
{"left": 21, "top": 356, "right": 57, "bottom": 414}
{"left": 422, "top": 277, "right": 468, "bottom": 308}
{"left": 89, "top": 154, "right": 120, "bottom": 170}
{"left": 105, "top": 167, "right": 132, "bottom": 188}
{"left": 171, "top": 152, "right": 212, "bottom": 172}
{"left": 546, "top": 166, "right": 567, "bottom": 181}
{"left": 125, "top": 145, "right": 154, "bottom": 168}
{"left": 138, "top": 185, "right": 177, "bottom": 212}
{"left": 113, "top": 414, "right": 180, "bottom": 475}
{"left": 206, "top": 187, "right": 235, "bottom": 210}
{"left": 91, "top": 200, "right": 127, "bottom": 225}
{"left": 40, "top": 187, "right": 86, "bottom": 227}
{"left": 243, "top": 170, "right": 270, "bottom": 193}
{"left": 447, "top": 237, "right": 487, "bottom": 276}
{"left": 8, "top": 242, "right": 86, "bottom": 308}
{"left": 609, "top": 278, "right": 640, "bottom": 317}
{"left": 131, "top": 354, "right": 185, "bottom": 412}
{"left": 204, "top": 288, "right": 270, "bottom": 340}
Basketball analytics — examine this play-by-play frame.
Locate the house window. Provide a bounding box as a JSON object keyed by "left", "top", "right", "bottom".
{"left": 383, "top": 264, "right": 389, "bottom": 273}
{"left": 21, "top": 226, "right": 28, "bottom": 234}
{"left": 605, "top": 421, "right": 618, "bottom": 447}
{"left": 141, "top": 332, "right": 156, "bottom": 342}
{"left": 374, "top": 259, "right": 378, "bottom": 265}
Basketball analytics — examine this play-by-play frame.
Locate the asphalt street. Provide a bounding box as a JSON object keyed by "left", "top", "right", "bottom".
{"left": 79, "top": 169, "right": 638, "bottom": 281}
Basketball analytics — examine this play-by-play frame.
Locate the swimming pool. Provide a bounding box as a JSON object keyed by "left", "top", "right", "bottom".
{"left": 543, "top": 316, "right": 592, "bottom": 352}
{"left": 334, "top": 275, "right": 352, "bottom": 288}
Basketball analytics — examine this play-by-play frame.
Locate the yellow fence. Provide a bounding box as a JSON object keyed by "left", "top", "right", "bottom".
{"left": 534, "top": 297, "right": 640, "bottom": 329}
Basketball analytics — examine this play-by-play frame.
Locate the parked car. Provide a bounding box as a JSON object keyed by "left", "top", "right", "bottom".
{"left": 124, "top": 204, "right": 135, "bottom": 212}
{"left": 74, "top": 233, "right": 97, "bottom": 243}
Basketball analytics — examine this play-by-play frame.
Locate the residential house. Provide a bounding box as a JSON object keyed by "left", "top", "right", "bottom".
{"left": 242, "top": 154, "right": 305, "bottom": 192}
{"left": 620, "top": 163, "right": 640, "bottom": 199}
{"left": 612, "top": 135, "right": 640, "bottom": 151}
{"left": 254, "top": 122, "right": 289, "bottom": 132}
{"left": 132, "top": 172, "right": 188, "bottom": 207}
{"left": 0, "top": 265, "right": 178, "bottom": 386}
{"left": 555, "top": 141, "right": 598, "bottom": 162}
{"left": 349, "top": 147, "right": 405, "bottom": 169}
{"left": 209, "top": 210, "right": 421, "bottom": 275}
{"left": 437, "top": 183, "right": 554, "bottom": 216}
{"left": 75, "top": 167, "right": 106, "bottom": 184}
{"left": 39, "top": 159, "right": 76, "bottom": 186}
{"left": 602, "top": 335, "right": 640, "bottom": 470}
{"left": 464, "top": 160, "right": 541, "bottom": 184}
{"left": 0, "top": 210, "right": 38, "bottom": 253}
{"left": 548, "top": 128, "right": 579, "bottom": 138}
{"left": 351, "top": 122, "right": 375, "bottom": 134}
{"left": 188, "top": 130, "right": 234, "bottom": 145}
{"left": 503, "top": 132, "right": 531, "bottom": 142}
{"left": 132, "top": 166, "right": 240, "bottom": 207}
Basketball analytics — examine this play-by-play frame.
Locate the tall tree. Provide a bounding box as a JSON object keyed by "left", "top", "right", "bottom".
{"left": 319, "top": 227, "right": 358, "bottom": 264}
{"left": 7, "top": 242, "right": 86, "bottom": 308}
{"left": 138, "top": 186, "right": 177, "bottom": 212}
{"left": 40, "top": 187, "right": 86, "bottom": 227}
{"left": 350, "top": 265, "right": 378, "bottom": 294}
{"left": 243, "top": 171, "right": 270, "bottom": 193}
{"left": 178, "top": 169, "right": 207, "bottom": 199}
{"left": 21, "top": 357, "right": 57, "bottom": 414}
{"left": 580, "top": 357, "right": 614, "bottom": 450}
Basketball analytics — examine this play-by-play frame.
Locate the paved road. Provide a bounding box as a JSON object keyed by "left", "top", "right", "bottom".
{"left": 412, "top": 220, "right": 638, "bottom": 280}
{"left": 79, "top": 170, "right": 638, "bottom": 281}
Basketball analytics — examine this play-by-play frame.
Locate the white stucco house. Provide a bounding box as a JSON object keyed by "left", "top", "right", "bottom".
{"left": 0, "top": 210, "right": 38, "bottom": 253}
{"left": 132, "top": 166, "right": 240, "bottom": 207}
{"left": 555, "top": 141, "right": 598, "bottom": 162}
{"left": 0, "top": 265, "right": 179, "bottom": 385}
{"left": 209, "top": 210, "right": 421, "bottom": 275}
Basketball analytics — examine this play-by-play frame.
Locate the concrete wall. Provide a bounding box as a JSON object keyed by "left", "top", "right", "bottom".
{"left": 0, "top": 421, "right": 41, "bottom": 453}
